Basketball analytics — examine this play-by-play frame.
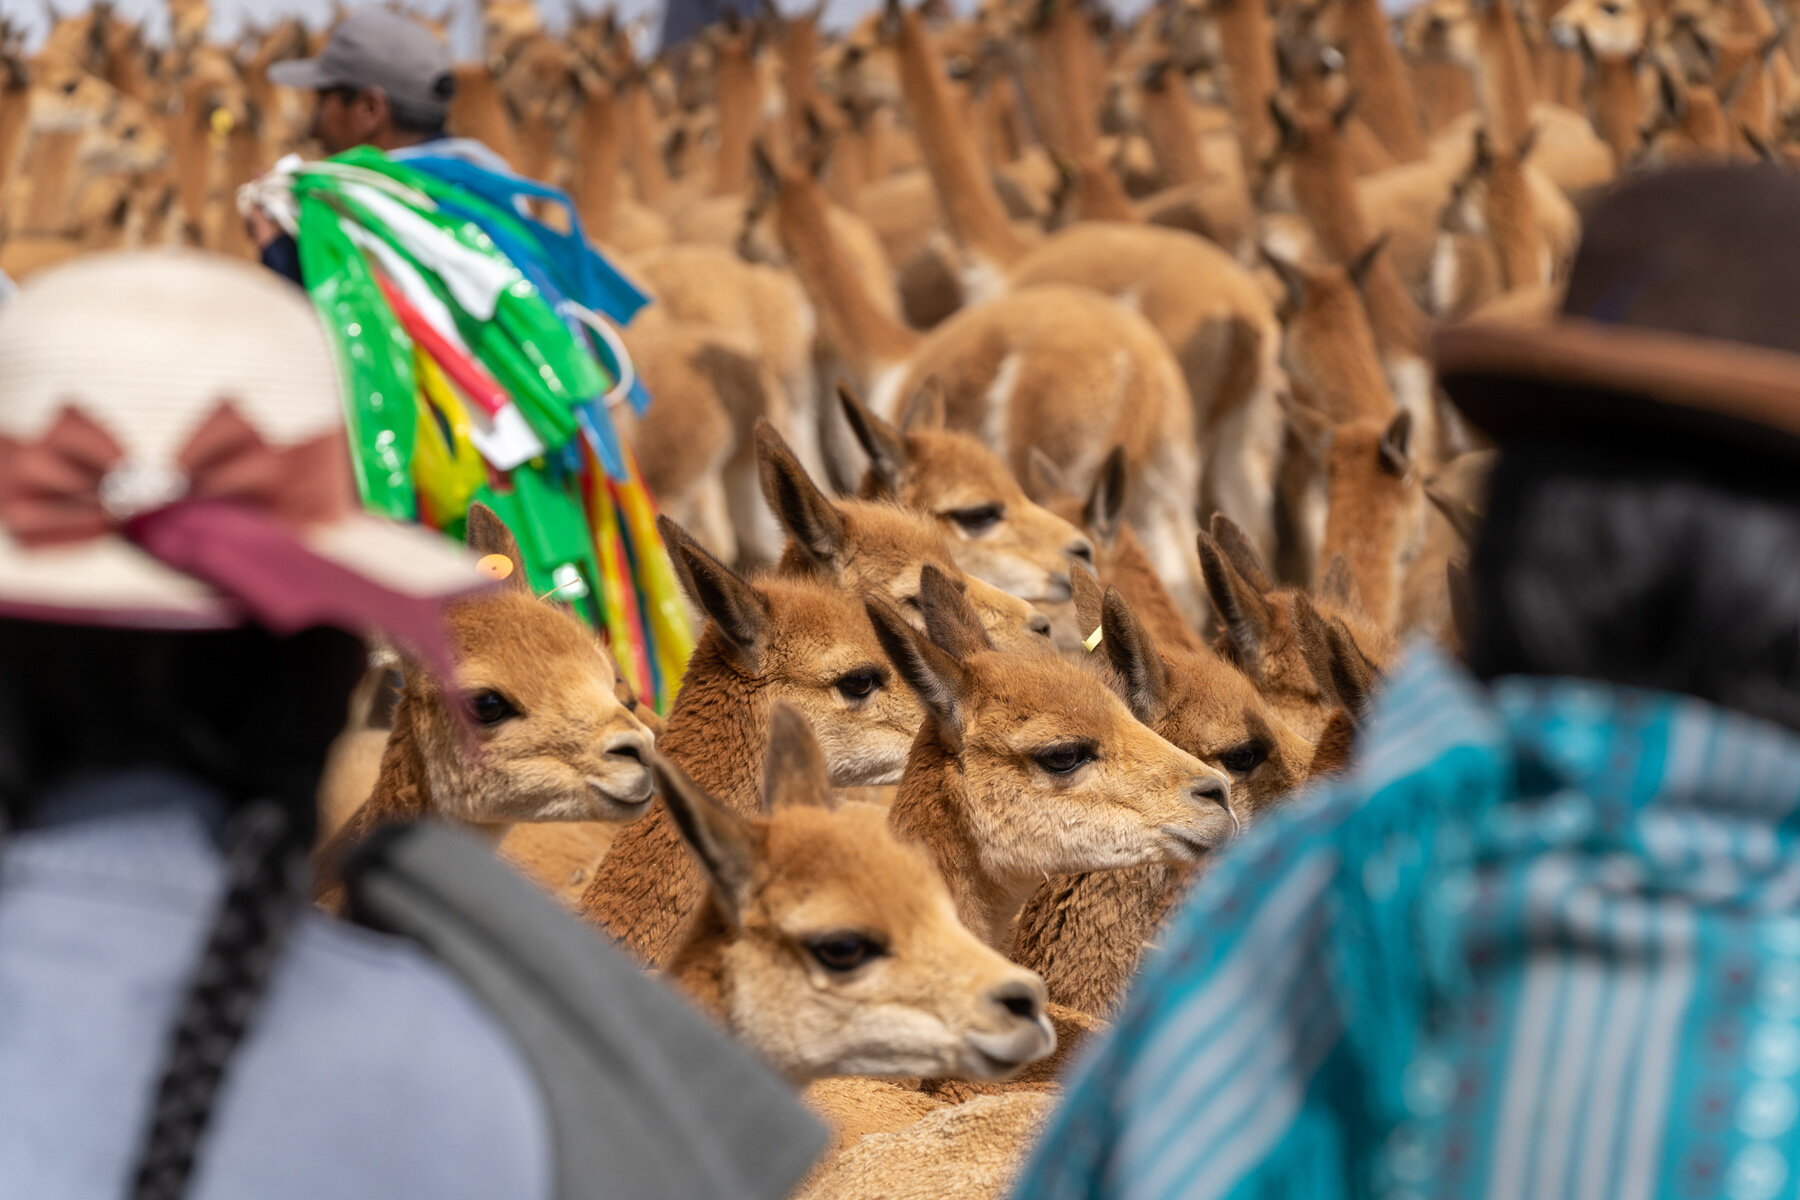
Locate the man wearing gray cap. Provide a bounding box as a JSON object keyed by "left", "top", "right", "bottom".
{"left": 252, "top": 9, "right": 507, "bottom": 281}
{"left": 269, "top": 7, "right": 455, "bottom": 157}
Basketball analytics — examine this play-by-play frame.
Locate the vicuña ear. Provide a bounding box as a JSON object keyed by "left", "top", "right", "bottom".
{"left": 1083, "top": 445, "right": 1127, "bottom": 549}
{"left": 1379, "top": 409, "right": 1414, "bottom": 477}
{"left": 1347, "top": 232, "right": 1390, "bottom": 294}
{"left": 464, "top": 503, "right": 532, "bottom": 594}
{"left": 900, "top": 375, "right": 948, "bottom": 433}
{"left": 918, "top": 562, "right": 994, "bottom": 657}
{"left": 762, "top": 700, "right": 835, "bottom": 812}
{"left": 1209, "top": 513, "right": 1275, "bottom": 595}
{"left": 751, "top": 137, "right": 782, "bottom": 197}
{"left": 838, "top": 380, "right": 906, "bottom": 498}
{"left": 1199, "top": 530, "right": 1277, "bottom": 679}
{"left": 1024, "top": 446, "right": 1072, "bottom": 503}
{"left": 652, "top": 753, "right": 757, "bottom": 928}
{"left": 756, "top": 419, "right": 847, "bottom": 573}
{"left": 1100, "top": 585, "right": 1170, "bottom": 724}
{"left": 659, "top": 515, "right": 772, "bottom": 673}
{"left": 866, "top": 596, "right": 972, "bottom": 752}
{"left": 1291, "top": 593, "right": 1378, "bottom": 728}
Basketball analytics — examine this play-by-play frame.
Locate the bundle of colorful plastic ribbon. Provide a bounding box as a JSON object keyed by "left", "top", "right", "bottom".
{"left": 240, "top": 147, "right": 693, "bottom": 713}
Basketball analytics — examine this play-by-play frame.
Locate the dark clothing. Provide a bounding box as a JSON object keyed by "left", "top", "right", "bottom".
{"left": 261, "top": 233, "right": 303, "bottom": 286}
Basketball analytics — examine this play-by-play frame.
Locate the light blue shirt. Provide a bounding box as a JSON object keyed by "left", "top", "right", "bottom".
{"left": 0, "top": 771, "right": 552, "bottom": 1199}
{"left": 1015, "top": 646, "right": 1800, "bottom": 1200}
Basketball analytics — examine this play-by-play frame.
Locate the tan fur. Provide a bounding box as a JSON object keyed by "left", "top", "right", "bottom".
{"left": 315, "top": 509, "right": 655, "bottom": 909}
{"left": 581, "top": 523, "right": 927, "bottom": 966}
{"left": 1028, "top": 448, "right": 1208, "bottom": 656}
{"left": 630, "top": 243, "right": 820, "bottom": 558}
{"left": 1013, "top": 575, "right": 1316, "bottom": 1014}
{"left": 1313, "top": 412, "right": 1429, "bottom": 632}
{"left": 617, "top": 307, "right": 756, "bottom": 563}
{"left": 710, "top": 24, "right": 761, "bottom": 196}
{"left": 1009, "top": 223, "right": 1287, "bottom": 561}
{"left": 1201, "top": 516, "right": 1397, "bottom": 740}
{"left": 794, "top": 1091, "right": 1052, "bottom": 1200}
{"left": 1265, "top": 96, "right": 1440, "bottom": 458}
{"left": 1342, "top": 0, "right": 1433, "bottom": 161}
{"left": 840, "top": 385, "right": 1096, "bottom": 647}
{"left": 1267, "top": 251, "right": 1398, "bottom": 423}
{"left": 660, "top": 715, "right": 1054, "bottom": 1084}
{"left": 873, "top": 586, "right": 1234, "bottom": 949}
{"left": 1135, "top": 64, "right": 1257, "bottom": 252}
{"left": 891, "top": 5, "right": 1036, "bottom": 292}
{"left": 884, "top": 291, "right": 1206, "bottom": 623}
{"left": 760, "top": 422, "right": 1056, "bottom": 652}
{"left": 1214, "top": 0, "right": 1283, "bottom": 171}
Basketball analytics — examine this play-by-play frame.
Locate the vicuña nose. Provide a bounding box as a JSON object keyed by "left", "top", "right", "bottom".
{"left": 1192, "top": 776, "right": 1239, "bottom": 835}
{"left": 990, "top": 976, "right": 1047, "bottom": 1024}
{"left": 1046, "top": 571, "right": 1073, "bottom": 602}
{"left": 604, "top": 730, "right": 650, "bottom": 764}
{"left": 1028, "top": 612, "right": 1053, "bottom": 638}
{"left": 1067, "top": 538, "right": 1095, "bottom": 565}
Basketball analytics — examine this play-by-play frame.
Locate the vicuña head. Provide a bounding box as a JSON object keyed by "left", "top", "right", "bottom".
{"left": 658, "top": 514, "right": 927, "bottom": 792}
{"left": 390, "top": 503, "right": 655, "bottom": 826}
{"left": 756, "top": 418, "right": 1056, "bottom": 653}
{"left": 1073, "top": 566, "right": 1314, "bottom": 820}
{"left": 581, "top": 516, "right": 930, "bottom": 967}
{"left": 1200, "top": 514, "right": 1395, "bottom": 741}
{"left": 839, "top": 381, "right": 1094, "bottom": 645}
{"left": 661, "top": 702, "right": 1055, "bottom": 1083}
{"left": 873, "top": 565, "right": 1235, "bottom": 946}
{"left": 316, "top": 505, "right": 656, "bottom": 906}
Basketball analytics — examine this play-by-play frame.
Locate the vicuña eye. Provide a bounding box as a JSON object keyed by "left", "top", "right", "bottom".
{"left": 948, "top": 504, "right": 1005, "bottom": 535}
{"left": 807, "top": 933, "right": 886, "bottom": 972}
{"left": 468, "top": 690, "right": 519, "bottom": 726}
{"left": 835, "top": 668, "right": 884, "bottom": 701}
{"left": 1033, "top": 743, "right": 1097, "bottom": 775}
{"left": 1220, "top": 741, "right": 1269, "bottom": 776}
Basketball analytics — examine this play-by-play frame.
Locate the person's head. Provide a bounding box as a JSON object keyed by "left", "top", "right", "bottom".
{"left": 269, "top": 9, "right": 454, "bottom": 155}
{"left": 1437, "top": 166, "right": 1800, "bottom": 732}
{"left": 0, "top": 250, "right": 492, "bottom": 1199}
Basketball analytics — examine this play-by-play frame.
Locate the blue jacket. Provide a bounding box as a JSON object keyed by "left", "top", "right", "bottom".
{"left": 1016, "top": 646, "right": 1800, "bottom": 1200}
{"left": 0, "top": 771, "right": 550, "bottom": 1199}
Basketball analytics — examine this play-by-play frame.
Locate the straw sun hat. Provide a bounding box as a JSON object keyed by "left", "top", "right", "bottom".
{"left": 0, "top": 250, "right": 486, "bottom": 659}
{"left": 1436, "top": 164, "right": 1800, "bottom": 459}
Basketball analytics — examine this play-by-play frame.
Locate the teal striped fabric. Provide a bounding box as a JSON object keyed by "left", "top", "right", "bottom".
{"left": 1013, "top": 645, "right": 1800, "bottom": 1200}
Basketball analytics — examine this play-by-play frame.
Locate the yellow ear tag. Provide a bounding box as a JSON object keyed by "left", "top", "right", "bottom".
{"left": 477, "top": 554, "right": 515, "bottom": 581}
{"left": 209, "top": 106, "right": 234, "bottom": 143}
{"left": 1083, "top": 625, "right": 1104, "bottom": 652}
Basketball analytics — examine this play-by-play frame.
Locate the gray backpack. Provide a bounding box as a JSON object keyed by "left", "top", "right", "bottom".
{"left": 344, "top": 821, "right": 827, "bottom": 1200}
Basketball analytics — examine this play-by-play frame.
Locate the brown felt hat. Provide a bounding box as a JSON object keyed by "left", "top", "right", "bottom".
{"left": 1435, "top": 165, "right": 1800, "bottom": 458}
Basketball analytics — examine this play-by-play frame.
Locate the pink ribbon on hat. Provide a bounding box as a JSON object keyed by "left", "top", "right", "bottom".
{"left": 0, "top": 402, "right": 477, "bottom": 689}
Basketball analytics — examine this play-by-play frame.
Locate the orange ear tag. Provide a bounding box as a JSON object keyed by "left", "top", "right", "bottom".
{"left": 478, "top": 554, "right": 515, "bottom": 581}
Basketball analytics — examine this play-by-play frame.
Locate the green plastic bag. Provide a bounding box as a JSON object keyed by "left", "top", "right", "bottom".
{"left": 297, "top": 193, "right": 418, "bottom": 520}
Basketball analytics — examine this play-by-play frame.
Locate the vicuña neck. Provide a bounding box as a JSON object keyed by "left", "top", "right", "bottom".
{"left": 887, "top": 726, "right": 1034, "bottom": 948}
{"left": 895, "top": 9, "right": 1034, "bottom": 268}
{"left": 712, "top": 38, "right": 759, "bottom": 196}
{"left": 1475, "top": 0, "right": 1538, "bottom": 146}
{"left": 777, "top": 175, "right": 921, "bottom": 383}
{"left": 1340, "top": 0, "right": 1429, "bottom": 161}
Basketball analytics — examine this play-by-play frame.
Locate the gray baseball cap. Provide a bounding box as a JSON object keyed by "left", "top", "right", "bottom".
{"left": 268, "top": 9, "right": 453, "bottom": 119}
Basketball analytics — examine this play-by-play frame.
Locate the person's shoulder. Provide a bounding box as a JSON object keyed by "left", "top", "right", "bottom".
{"left": 227, "top": 909, "right": 552, "bottom": 1199}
